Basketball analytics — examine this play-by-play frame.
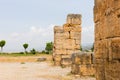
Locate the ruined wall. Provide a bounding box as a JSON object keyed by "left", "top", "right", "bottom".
{"left": 53, "top": 14, "right": 81, "bottom": 66}
{"left": 94, "top": 0, "right": 120, "bottom": 80}
{"left": 71, "top": 52, "right": 95, "bottom": 76}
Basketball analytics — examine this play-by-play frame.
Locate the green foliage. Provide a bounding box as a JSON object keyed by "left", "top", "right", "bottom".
{"left": 80, "top": 45, "right": 82, "bottom": 51}
{"left": 41, "top": 50, "right": 46, "bottom": 54}
{"left": 30, "top": 48, "right": 36, "bottom": 54}
{"left": 23, "top": 43, "right": 29, "bottom": 54}
{"left": 45, "top": 42, "right": 53, "bottom": 54}
{"left": 91, "top": 43, "right": 94, "bottom": 52}
{"left": 0, "top": 40, "right": 6, "bottom": 53}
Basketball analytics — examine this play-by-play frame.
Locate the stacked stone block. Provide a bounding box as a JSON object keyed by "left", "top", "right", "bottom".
{"left": 94, "top": 0, "right": 120, "bottom": 80}
{"left": 71, "top": 52, "right": 95, "bottom": 76}
{"left": 53, "top": 14, "right": 81, "bottom": 66}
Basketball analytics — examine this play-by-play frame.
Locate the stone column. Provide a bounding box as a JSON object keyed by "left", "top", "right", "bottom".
{"left": 94, "top": 0, "right": 120, "bottom": 80}
{"left": 53, "top": 14, "right": 82, "bottom": 66}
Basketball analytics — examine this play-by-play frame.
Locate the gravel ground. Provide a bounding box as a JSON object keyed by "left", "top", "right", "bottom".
{"left": 0, "top": 62, "right": 96, "bottom": 80}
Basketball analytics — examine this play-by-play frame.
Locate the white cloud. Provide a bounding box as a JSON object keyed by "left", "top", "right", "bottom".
{"left": 0, "top": 24, "right": 54, "bottom": 52}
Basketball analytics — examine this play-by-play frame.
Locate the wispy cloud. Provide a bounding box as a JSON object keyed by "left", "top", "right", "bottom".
{"left": 0, "top": 24, "right": 54, "bottom": 52}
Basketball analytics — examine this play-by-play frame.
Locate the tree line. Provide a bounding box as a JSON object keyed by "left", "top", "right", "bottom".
{"left": 0, "top": 40, "right": 53, "bottom": 54}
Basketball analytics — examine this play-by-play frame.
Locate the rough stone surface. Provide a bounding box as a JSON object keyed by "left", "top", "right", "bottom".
{"left": 94, "top": 0, "right": 120, "bottom": 80}
{"left": 71, "top": 52, "right": 95, "bottom": 76}
{"left": 53, "top": 14, "right": 81, "bottom": 66}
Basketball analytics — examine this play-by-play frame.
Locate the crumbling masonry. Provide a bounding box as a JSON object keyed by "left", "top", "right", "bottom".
{"left": 53, "top": 14, "right": 81, "bottom": 66}
{"left": 94, "top": 0, "right": 120, "bottom": 80}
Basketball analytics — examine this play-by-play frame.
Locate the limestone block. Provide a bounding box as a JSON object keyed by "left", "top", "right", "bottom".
{"left": 70, "top": 31, "right": 81, "bottom": 39}
{"left": 54, "top": 32, "right": 64, "bottom": 39}
{"left": 95, "top": 19, "right": 108, "bottom": 41}
{"left": 63, "top": 39, "right": 75, "bottom": 50}
{"left": 63, "top": 25, "right": 81, "bottom": 32}
{"left": 54, "top": 39, "right": 63, "bottom": 45}
{"left": 54, "top": 44, "right": 63, "bottom": 49}
{"left": 66, "top": 50, "right": 75, "bottom": 55}
{"left": 54, "top": 26, "right": 63, "bottom": 33}
{"left": 94, "top": 0, "right": 107, "bottom": 22}
{"left": 61, "top": 54, "right": 71, "bottom": 59}
{"left": 54, "top": 54, "right": 62, "bottom": 62}
{"left": 95, "top": 64, "right": 105, "bottom": 80}
{"left": 81, "top": 53, "right": 93, "bottom": 65}
{"left": 105, "top": 60, "right": 120, "bottom": 80}
{"left": 61, "top": 58, "right": 72, "bottom": 67}
{"left": 71, "top": 64, "right": 79, "bottom": 74}
{"left": 75, "top": 39, "right": 80, "bottom": 45}
{"left": 74, "top": 45, "right": 80, "bottom": 50}
{"left": 79, "top": 64, "right": 95, "bottom": 76}
{"left": 114, "top": 0, "right": 120, "bottom": 10}
{"left": 67, "top": 14, "right": 81, "bottom": 25}
{"left": 109, "top": 38, "right": 120, "bottom": 60}
{"left": 105, "top": 12, "right": 120, "bottom": 38}
{"left": 54, "top": 61, "right": 61, "bottom": 66}
{"left": 54, "top": 49, "right": 66, "bottom": 55}
{"left": 94, "top": 40, "right": 109, "bottom": 59}
{"left": 63, "top": 32, "right": 70, "bottom": 39}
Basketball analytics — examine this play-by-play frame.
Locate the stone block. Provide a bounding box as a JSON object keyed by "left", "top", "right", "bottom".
{"left": 70, "top": 31, "right": 81, "bottom": 39}
{"left": 66, "top": 50, "right": 75, "bottom": 55}
{"left": 71, "top": 64, "right": 79, "bottom": 74}
{"left": 94, "top": 40, "right": 109, "bottom": 59}
{"left": 63, "top": 25, "right": 81, "bottom": 32}
{"left": 63, "top": 32, "right": 70, "bottom": 39}
{"left": 54, "top": 54, "right": 62, "bottom": 61}
{"left": 61, "top": 58, "right": 72, "bottom": 67}
{"left": 54, "top": 49, "right": 66, "bottom": 55}
{"left": 63, "top": 39, "right": 75, "bottom": 50}
{"left": 75, "top": 39, "right": 80, "bottom": 45}
{"left": 109, "top": 38, "right": 120, "bottom": 60}
{"left": 67, "top": 14, "right": 81, "bottom": 25}
{"left": 54, "top": 61, "right": 61, "bottom": 66}
{"left": 54, "top": 26, "right": 63, "bottom": 33}
{"left": 105, "top": 60, "right": 120, "bottom": 80}
{"left": 79, "top": 64, "right": 95, "bottom": 76}
{"left": 114, "top": 0, "right": 120, "bottom": 10}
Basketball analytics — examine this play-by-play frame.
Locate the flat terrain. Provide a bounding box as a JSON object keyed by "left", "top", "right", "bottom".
{"left": 0, "top": 55, "right": 95, "bottom": 80}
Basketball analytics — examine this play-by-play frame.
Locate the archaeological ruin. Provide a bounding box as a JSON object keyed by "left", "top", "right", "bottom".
{"left": 94, "top": 0, "right": 120, "bottom": 80}
{"left": 71, "top": 52, "right": 95, "bottom": 76}
{"left": 53, "top": 14, "right": 81, "bottom": 66}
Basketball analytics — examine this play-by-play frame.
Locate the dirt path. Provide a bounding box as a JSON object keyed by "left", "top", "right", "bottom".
{"left": 0, "top": 62, "right": 95, "bottom": 80}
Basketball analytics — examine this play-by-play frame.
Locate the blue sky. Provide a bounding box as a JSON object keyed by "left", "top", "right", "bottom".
{"left": 0, "top": 0, "right": 94, "bottom": 52}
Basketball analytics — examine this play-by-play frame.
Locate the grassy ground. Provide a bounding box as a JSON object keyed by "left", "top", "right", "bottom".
{"left": 0, "top": 52, "right": 51, "bottom": 57}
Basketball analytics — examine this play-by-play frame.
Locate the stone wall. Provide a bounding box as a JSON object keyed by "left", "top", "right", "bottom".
{"left": 71, "top": 52, "right": 95, "bottom": 76}
{"left": 94, "top": 0, "right": 120, "bottom": 80}
{"left": 53, "top": 14, "right": 81, "bottom": 66}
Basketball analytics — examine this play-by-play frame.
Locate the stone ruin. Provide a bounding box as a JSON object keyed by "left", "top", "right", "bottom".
{"left": 94, "top": 0, "right": 120, "bottom": 80}
{"left": 53, "top": 14, "right": 81, "bottom": 66}
{"left": 71, "top": 52, "right": 95, "bottom": 76}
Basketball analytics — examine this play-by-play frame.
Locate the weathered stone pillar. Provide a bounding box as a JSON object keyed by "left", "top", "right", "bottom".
{"left": 94, "top": 0, "right": 120, "bottom": 80}
{"left": 53, "top": 14, "right": 82, "bottom": 66}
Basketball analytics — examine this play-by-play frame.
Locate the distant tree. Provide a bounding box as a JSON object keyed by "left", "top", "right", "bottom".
{"left": 45, "top": 42, "right": 53, "bottom": 54}
{"left": 30, "top": 48, "right": 36, "bottom": 54}
{"left": 23, "top": 43, "right": 29, "bottom": 54}
{"left": 80, "top": 45, "right": 82, "bottom": 51}
{"left": 91, "top": 43, "right": 94, "bottom": 52}
{"left": 0, "top": 40, "right": 6, "bottom": 53}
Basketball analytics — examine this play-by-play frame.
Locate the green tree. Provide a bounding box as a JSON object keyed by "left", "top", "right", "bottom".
{"left": 45, "top": 42, "right": 53, "bottom": 54}
{"left": 30, "top": 48, "right": 36, "bottom": 54}
{"left": 0, "top": 40, "right": 6, "bottom": 53}
{"left": 23, "top": 43, "right": 29, "bottom": 54}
